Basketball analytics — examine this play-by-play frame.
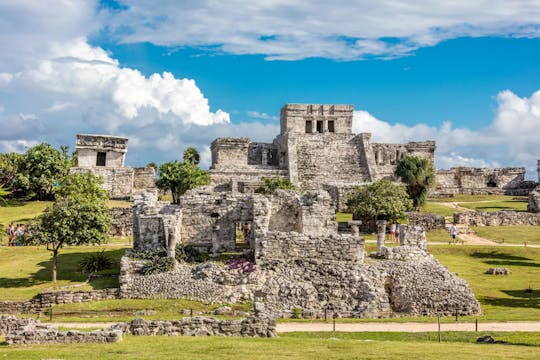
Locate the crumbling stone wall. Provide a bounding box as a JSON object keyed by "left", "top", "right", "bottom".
{"left": 111, "top": 316, "right": 276, "bottom": 337}
{"left": 255, "top": 232, "right": 364, "bottom": 264}
{"left": 434, "top": 167, "right": 534, "bottom": 196}
{"left": 528, "top": 185, "right": 540, "bottom": 212}
{"left": 407, "top": 212, "right": 446, "bottom": 230}
{"left": 371, "top": 141, "right": 436, "bottom": 180}
{"left": 454, "top": 210, "right": 540, "bottom": 226}
{"left": 0, "top": 289, "right": 120, "bottom": 315}
{"left": 398, "top": 225, "right": 427, "bottom": 250}
{"left": 109, "top": 206, "right": 133, "bottom": 237}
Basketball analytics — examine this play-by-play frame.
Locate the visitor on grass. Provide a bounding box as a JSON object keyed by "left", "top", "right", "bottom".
{"left": 7, "top": 223, "right": 15, "bottom": 246}
{"left": 449, "top": 223, "right": 458, "bottom": 244}
{"left": 15, "top": 224, "right": 26, "bottom": 245}
{"left": 389, "top": 222, "right": 397, "bottom": 242}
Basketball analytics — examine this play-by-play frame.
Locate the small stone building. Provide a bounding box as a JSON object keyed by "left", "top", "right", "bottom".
{"left": 70, "top": 134, "right": 156, "bottom": 199}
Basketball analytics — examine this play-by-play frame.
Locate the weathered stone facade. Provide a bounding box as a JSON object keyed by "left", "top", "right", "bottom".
{"left": 70, "top": 134, "right": 156, "bottom": 199}
{"left": 454, "top": 210, "right": 540, "bottom": 226}
{"left": 433, "top": 167, "right": 536, "bottom": 196}
{"left": 407, "top": 212, "right": 446, "bottom": 230}
{"left": 210, "top": 104, "right": 436, "bottom": 197}
{"left": 109, "top": 207, "right": 133, "bottom": 237}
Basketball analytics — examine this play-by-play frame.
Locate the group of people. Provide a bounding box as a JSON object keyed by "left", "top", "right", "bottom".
{"left": 387, "top": 222, "right": 459, "bottom": 244}
{"left": 388, "top": 222, "right": 401, "bottom": 243}
{"left": 6, "top": 223, "right": 26, "bottom": 246}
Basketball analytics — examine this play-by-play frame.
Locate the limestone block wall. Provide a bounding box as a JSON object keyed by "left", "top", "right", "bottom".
{"left": 109, "top": 207, "right": 133, "bottom": 237}
{"left": 76, "top": 134, "right": 128, "bottom": 168}
{"left": 292, "top": 134, "right": 371, "bottom": 190}
{"left": 255, "top": 232, "right": 364, "bottom": 264}
{"left": 111, "top": 316, "right": 276, "bottom": 337}
{"left": 434, "top": 167, "right": 530, "bottom": 196}
{"left": 133, "top": 167, "right": 156, "bottom": 191}
{"left": 398, "top": 225, "right": 427, "bottom": 250}
{"left": 6, "top": 326, "right": 122, "bottom": 345}
{"left": 211, "top": 138, "right": 251, "bottom": 170}
{"left": 280, "top": 104, "right": 354, "bottom": 135}
{"left": 528, "top": 185, "right": 540, "bottom": 212}
{"left": 299, "top": 191, "right": 338, "bottom": 236}
{"left": 371, "top": 141, "right": 436, "bottom": 180}
{"left": 407, "top": 212, "right": 446, "bottom": 230}
{"left": 323, "top": 184, "right": 358, "bottom": 212}
{"left": 0, "top": 289, "right": 120, "bottom": 315}
{"left": 454, "top": 210, "right": 540, "bottom": 226}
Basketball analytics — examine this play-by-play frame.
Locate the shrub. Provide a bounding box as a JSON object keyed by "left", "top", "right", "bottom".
{"left": 140, "top": 257, "right": 176, "bottom": 275}
{"left": 78, "top": 250, "right": 113, "bottom": 273}
{"left": 175, "top": 244, "right": 206, "bottom": 263}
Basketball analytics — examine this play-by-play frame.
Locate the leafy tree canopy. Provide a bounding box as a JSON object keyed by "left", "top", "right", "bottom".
{"left": 26, "top": 173, "right": 110, "bottom": 282}
{"left": 0, "top": 152, "right": 23, "bottom": 190}
{"left": 0, "top": 185, "right": 9, "bottom": 205}
{"left": 14, "top": 143, "right": 71, "bottom": 200}
{"left": 346, "top": 179, "right": 413, "bottom": 221}
{"left": 183, "top": 147, "right": 200, "bottom": 165}
{"left": 156, "top": 160, "right": 210, "bottom": 204}
{"left": 255, "top": 177, "right": 296, "bottom": 194}
{"left": 395, "top": 155, "right": 436, "bottom": 209}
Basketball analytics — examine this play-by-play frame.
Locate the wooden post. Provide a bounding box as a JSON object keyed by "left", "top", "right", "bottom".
{"left": 475, "top": 318, "right": 478, "bottom": 332}
{"left": 190, "top": 308, "right": 193, "bottom": 317}
{"left": 455, "top": 309, "right": 458, "bottom": 322}
{"left": 437, "top": 315, "right": 441, "bottom": 343}
{"left": 49, "top": 305, "right": 53, "bottom": 321}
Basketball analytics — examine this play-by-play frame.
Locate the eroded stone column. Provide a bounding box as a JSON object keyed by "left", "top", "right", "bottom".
{"left": 376, "top": 220, "right": 387, "bottom": 255}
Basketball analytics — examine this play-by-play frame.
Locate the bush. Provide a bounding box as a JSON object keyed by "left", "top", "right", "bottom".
{"left": 78, "top": 250, "right": 113, "bottom": 273}
{"left": 175, "top": 244, "right": 206, "bottom": 263}
{"left": 140, "top": 257, "right": 176, "bottom": 275}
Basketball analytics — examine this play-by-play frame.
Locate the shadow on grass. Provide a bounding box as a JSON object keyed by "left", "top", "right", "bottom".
{"left": 483, "top": 260, "right": 540, "bottom": 268}
{"left": 481, "top": 294, "right": 540, "bottom": 309}
{"left": 469, "top": 251, "right": 531, "bottom": 261}
{"left": 0, "top": 248, "right": 124, "bottom": 292}
{"left": 502, "top": 289, "right": 540, "bottom": 299}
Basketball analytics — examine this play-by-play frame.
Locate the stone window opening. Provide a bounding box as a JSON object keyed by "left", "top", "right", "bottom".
{"left": 316, "top": 120, "right": 323, "bottom": 133}
{"left": 328, "top": 120, "right": 335, "bottom": 133}
{"left": 306, "top": 120, "right": 313, "bottom": 133}
{"left": 235, "top": 222, "right": 252, "bottom": 249}
{"left": 96, "top": 152, "right": 106, "bottom": 166}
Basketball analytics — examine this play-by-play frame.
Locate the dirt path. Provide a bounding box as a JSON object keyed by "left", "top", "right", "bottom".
{"left": 276, "top": 321, "right": 540, "bottom": 333}
{"left": 49, "top": 321, "right": 540, "bottom": 332}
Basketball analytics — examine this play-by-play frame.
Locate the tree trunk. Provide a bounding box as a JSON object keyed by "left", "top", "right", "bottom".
{"left": 376, "top": 220, "right": 387, "bottom": 255}
{"left": 52, "top": 249, "right": 58, "bottom": 283}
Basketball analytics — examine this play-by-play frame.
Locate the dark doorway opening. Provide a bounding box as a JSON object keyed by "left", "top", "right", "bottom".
{"left": 316, "top": 120, "right": 323, "bottom": 133}
{"left": 96, "top": 152, "right": 106, "bottom": 166}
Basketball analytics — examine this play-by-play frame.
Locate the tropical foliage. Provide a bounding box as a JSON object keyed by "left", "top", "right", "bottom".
{"left": 255, "top": 177, "right": 296, "bottom": 194}
{"left": 156, "top": 159, "right": 210, "bottom": 204}
{"left": 395, "top": 155, "right": 435, "bottom": 209}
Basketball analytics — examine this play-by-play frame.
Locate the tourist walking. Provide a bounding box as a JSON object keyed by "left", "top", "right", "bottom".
{"left": 7, "top": 223, "right": 15, "bottom": 246}
{"left": 449, "top": 223, "right": 458, "bottom": 244}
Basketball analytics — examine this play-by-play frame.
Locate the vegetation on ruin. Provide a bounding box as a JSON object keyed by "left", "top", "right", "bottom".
{"left": 25, "top": 173, "right": 111, "bottom": 282}
{"left": 395, "top": 155, "right": 436, "bottom": 209}
{"left": 156, "top": 159, "right": 210, "bottom": 203}
{"left": 346, "top": 179, "right": 413, "bottom": 221}
{"left": 255, "top": 177, "right": 296, "bottom": 194}
{"left": 1, "top": 332, "right": 539, "bottom": 359}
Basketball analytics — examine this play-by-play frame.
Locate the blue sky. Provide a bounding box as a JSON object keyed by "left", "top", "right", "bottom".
{"left": 1, "top": 1, "right": 540, "bottom": 177}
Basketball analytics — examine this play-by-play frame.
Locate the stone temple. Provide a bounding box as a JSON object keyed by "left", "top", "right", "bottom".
{"left": 70, "top": 134, "right": 156, "bottom": 199}
{"left": 210, "top": 104, "right": 536, "bottom": 205}
{"left": 210, "top": 104, "right": 435, "bottom": 209}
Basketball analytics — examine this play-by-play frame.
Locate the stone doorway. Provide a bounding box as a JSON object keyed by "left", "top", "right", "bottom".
{"left": 235, "top": 222, "right": 253, "bottom": 250}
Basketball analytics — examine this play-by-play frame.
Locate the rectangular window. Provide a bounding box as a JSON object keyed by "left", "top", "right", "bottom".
{"left": 96, "top": 152, "right": 106, "bottom": 166}
{"left": 316, "top": 120, "right": 323, "bottom": 133}
{"left": 328, "top": 120, "right": 335, "bottom": 132}
{"left": 306, "top": 120, "right": 313, "bottom": 133}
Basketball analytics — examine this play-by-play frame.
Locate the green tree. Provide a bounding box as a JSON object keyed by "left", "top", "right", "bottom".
{"left": 0, "top": 152, "right": 23, "bottom": 190}
{"left": 346, "top": 179, "right": 413, "bottom": 222}
{"left": 146, "top": 162, "right": 158, "bottom": 172}
{"left": 0, "top": 185, "right": 9, "bottom": 205}
{"left": 395, "top": 155, "right": 436, "bottom": 210}
{"left": 183, "top": 147, "right": 200, "bottom": 165}
{"left": 14, "top": 143, "right": 71, "bottom": 200}
{"left": 156, "top": 161, "right": 210, "bottom": 204}
{"left": 347, "top": 179, "right": 413, "bottom": 255}
{"left": 26, "top": 173, "right": 110, "bottom": 282}
{"left": 255, "top": 177, "right": 296, "bottom": 194}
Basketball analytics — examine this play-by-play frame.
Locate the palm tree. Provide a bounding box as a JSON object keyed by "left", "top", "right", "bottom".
{"left": 183, "top": 147, "right": 200, "bottom": 165}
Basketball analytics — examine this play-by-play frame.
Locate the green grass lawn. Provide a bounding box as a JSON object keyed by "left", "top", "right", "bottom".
{"left": 421, "top": 202, "right": 456, "bottom": 217}
{"left": 0, "top": 200, "right": 52, "bottom": 245}
{"left": 430, "top": 246, "right": 540, "bottom": 322}
{"left": 1, "top": 332, "right": 539, "bottom": 359}
{"left": 0, "top": 245, "right": 126, "bottom": 300}
{"left": 472, "top": 226, "right": 540, "bottom": 245}
{"left": 458, "top": 199, "right": 528, "bottom": 212}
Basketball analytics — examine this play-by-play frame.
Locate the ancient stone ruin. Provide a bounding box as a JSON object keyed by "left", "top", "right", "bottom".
{"left": 70, "top": 134, "right": 156, "bottom": 199}
{"left": 122, "top": 188, "right": 481, "bottom": 319}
